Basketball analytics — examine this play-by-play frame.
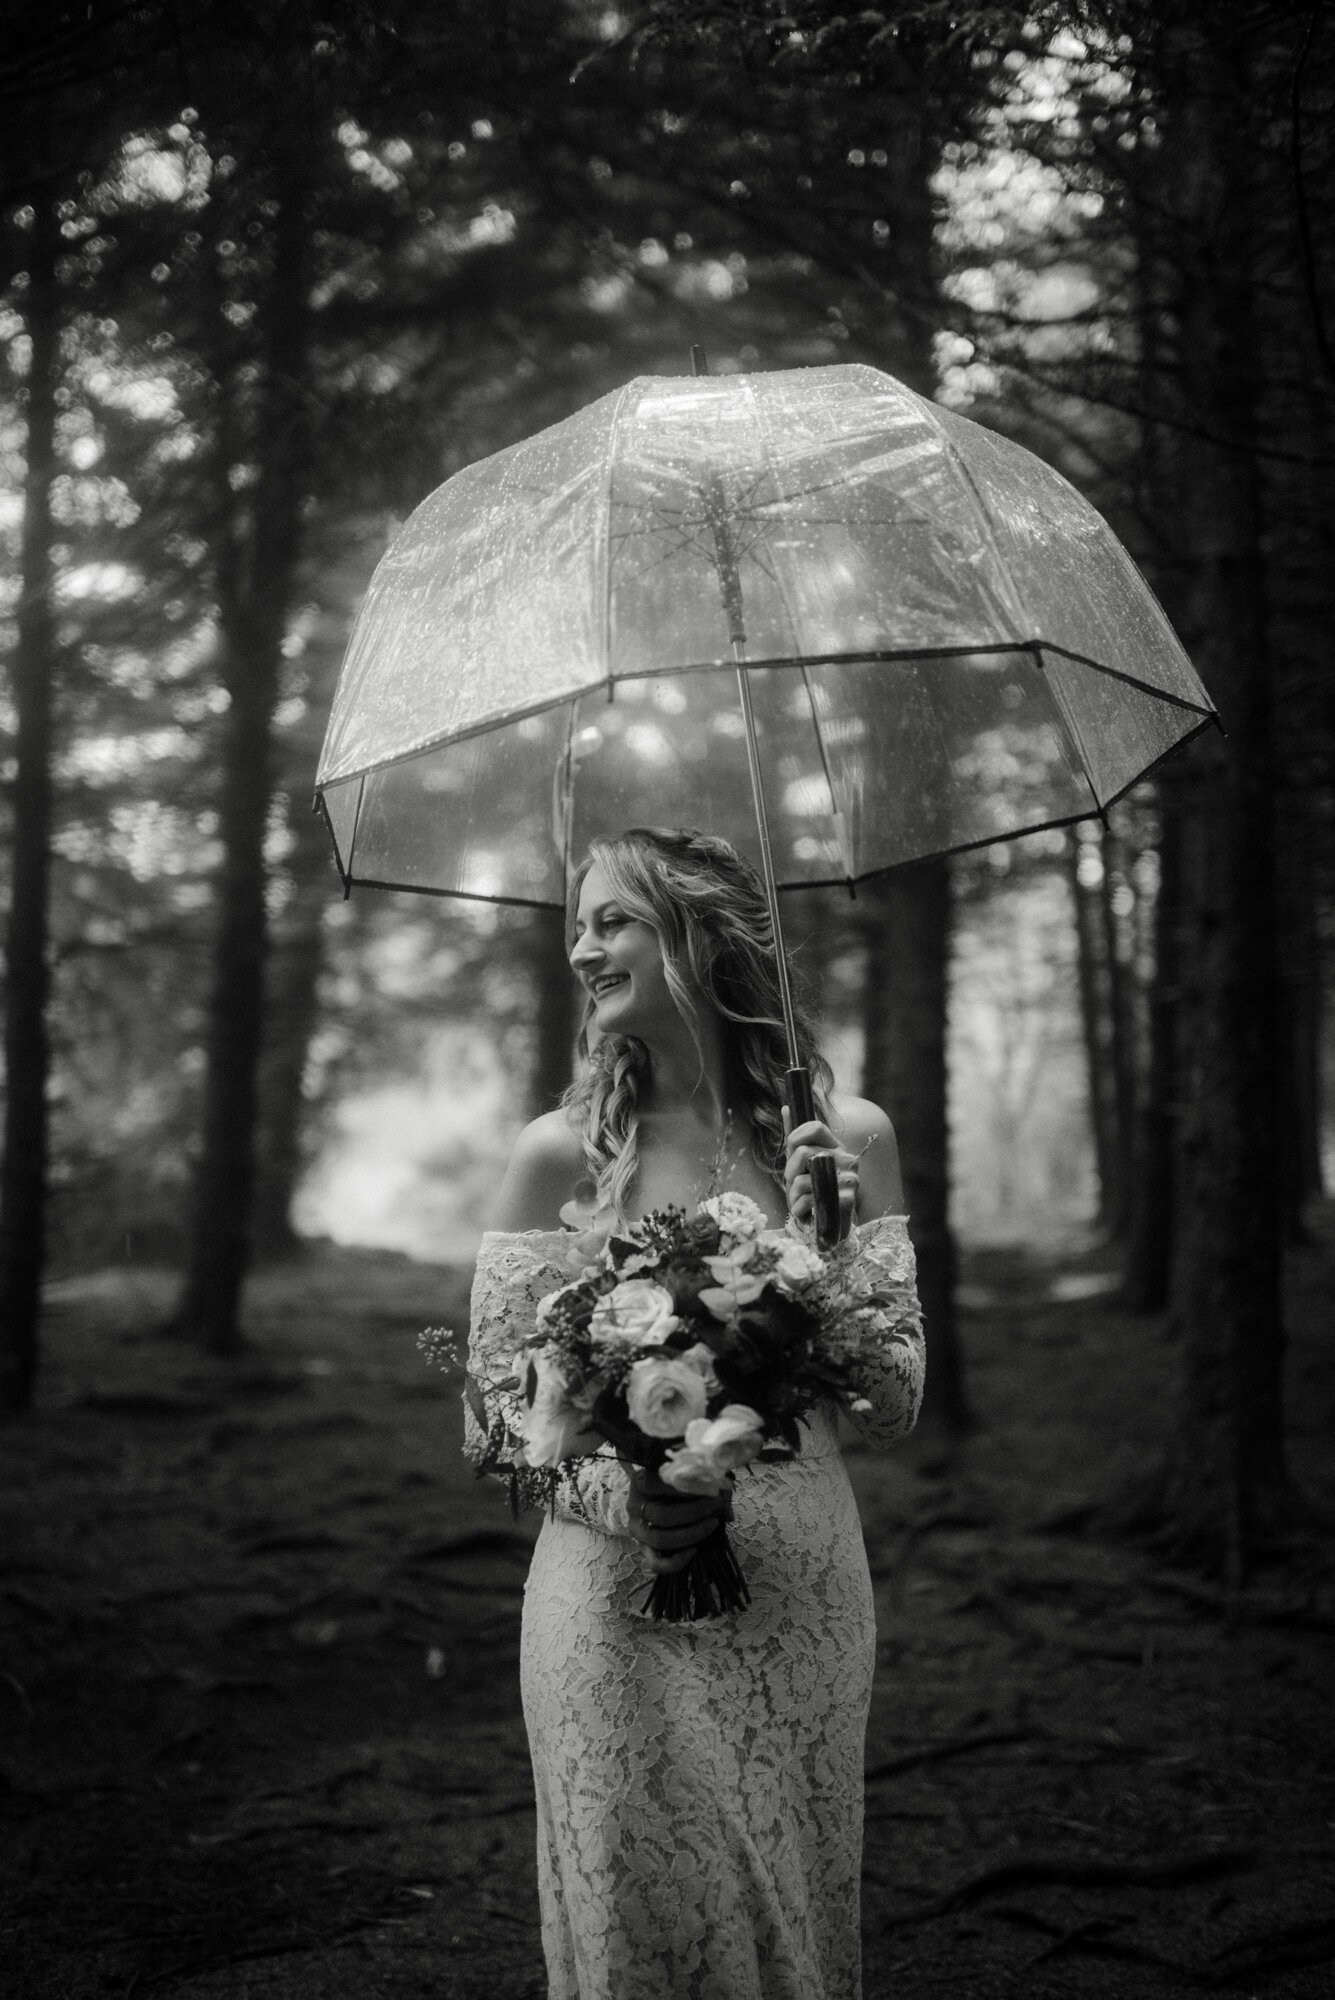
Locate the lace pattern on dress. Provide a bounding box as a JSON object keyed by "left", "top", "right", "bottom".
{"left": 801, "top": 1211, "right": 926, "bottom": 1447}
{"left": 465, "top": 1230, "right": 631, "bottom": 1532}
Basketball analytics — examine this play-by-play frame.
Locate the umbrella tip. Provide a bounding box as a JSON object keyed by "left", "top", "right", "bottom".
{"left": 691, "top": 345, "right": 710, "bottom": 377}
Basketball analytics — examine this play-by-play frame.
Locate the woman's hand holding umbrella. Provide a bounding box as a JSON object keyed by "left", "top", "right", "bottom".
{"left": 783, "top": 1109, "right": 860, "bottom": 1240}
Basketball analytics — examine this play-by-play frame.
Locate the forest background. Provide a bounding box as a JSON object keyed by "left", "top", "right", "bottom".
{"left": 1, "top": 0, "right": 1332, "bottom": 1577}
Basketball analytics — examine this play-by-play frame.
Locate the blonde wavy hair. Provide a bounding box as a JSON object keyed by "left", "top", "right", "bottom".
{"left": 561, "top": 827, "right": 833, "bottom": 1222}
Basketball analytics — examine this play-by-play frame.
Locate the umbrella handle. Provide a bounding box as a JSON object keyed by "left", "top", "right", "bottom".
{"left": 786, "top": 1067, "right": 843, "bottom": 1252}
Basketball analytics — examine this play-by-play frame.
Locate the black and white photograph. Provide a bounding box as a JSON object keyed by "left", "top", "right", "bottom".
{"left": 2, "top": 4, "right": 1332, "bottom": 1996}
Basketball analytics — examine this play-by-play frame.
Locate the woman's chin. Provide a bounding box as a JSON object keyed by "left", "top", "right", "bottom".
{"left": 593, "top": 992, "right": 632, "bottom": 1027}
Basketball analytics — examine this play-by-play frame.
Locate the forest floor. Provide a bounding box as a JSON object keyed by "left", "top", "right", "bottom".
{"left": 3, "top": 1214, "right": 1334, "bottom": 2000}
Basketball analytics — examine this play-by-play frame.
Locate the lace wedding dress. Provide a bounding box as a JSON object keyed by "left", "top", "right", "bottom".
{"left": 464, "top": 1215, "right": 924, "bottom": 2000}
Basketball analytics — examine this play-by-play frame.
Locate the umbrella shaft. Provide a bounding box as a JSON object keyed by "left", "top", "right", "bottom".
{"left": 734, "top": 649, "right": 801, "bottom": 1070}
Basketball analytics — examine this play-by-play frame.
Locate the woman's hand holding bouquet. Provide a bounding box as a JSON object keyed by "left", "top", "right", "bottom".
{"left": 475, "top": 1192, "right": 882, "bottom": 1620}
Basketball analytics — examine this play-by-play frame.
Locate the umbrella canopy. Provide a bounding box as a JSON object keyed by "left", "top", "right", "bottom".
{"left": 315, "top": 364, "right": 1216, "bottom": 907}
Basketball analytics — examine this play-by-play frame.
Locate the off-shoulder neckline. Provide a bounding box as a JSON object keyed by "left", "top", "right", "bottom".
{"left": 478, "top": 1227, "right": 576, "bottom": 1242}
{"left": 477, "top": 1215, "right": 909, "bottom": 1245}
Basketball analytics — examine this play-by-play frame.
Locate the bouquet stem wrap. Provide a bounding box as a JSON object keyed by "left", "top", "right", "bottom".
{"left": 641, "top": 1517, "right": 752, "bottom": 1622}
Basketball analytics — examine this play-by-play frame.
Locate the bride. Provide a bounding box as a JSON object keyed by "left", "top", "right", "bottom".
{"left": 465, "top": 826, "right": 924, "bottom": 1999}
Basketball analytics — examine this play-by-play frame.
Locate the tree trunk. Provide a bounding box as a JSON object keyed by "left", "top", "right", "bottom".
{"left": 862, "top": 859, "right": 970, "bottom": 1440}
{"left": 1121, "top": 103, "right": 1187, "bottom": 1308}
{"left": 1068, "top": 825, "right": 1119, "bottom": 1234}
{"left": 173, "top": 162, "right": 312, "bottom": 1351}
{"left": 0, "top": 197, "right": 60, "bottom": 1415}
{"left": 1158, "top": 16, "right": 1294, "bottom": 1570}
{"left": 1123, "top": 780, "right": 1182, "bottom": 1311}
{"left": 1277, "top": 801, "right": 1324, "bottom": 1238}
{"left": 252, "top": 792, "right": 332, "bottom": 1259}
{"left": 1098, "top": 819, "right": 1138, "bottom": 1236}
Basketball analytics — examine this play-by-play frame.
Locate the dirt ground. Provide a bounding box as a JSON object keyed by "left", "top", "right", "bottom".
{"left": 3, "top": 1216, "right": 1334, "bottom": 2000}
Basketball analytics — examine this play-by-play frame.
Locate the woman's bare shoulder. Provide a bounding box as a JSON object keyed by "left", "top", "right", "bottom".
{"left": 487, "top": 1110, "right": 585, "bottom": 1232}
{"left": 829, "top": 1091, "right": 893, "bottom": 1146}
{"left": 509, "top": 1108, "right": 584, "bottom": 1165}
{"left": 829, "top": 1092, "right": 904, "bottom": 1218}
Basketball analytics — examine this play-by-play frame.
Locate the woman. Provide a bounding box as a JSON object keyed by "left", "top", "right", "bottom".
{"left": 465, "top": 827, "right": 924, "bottom": 1999}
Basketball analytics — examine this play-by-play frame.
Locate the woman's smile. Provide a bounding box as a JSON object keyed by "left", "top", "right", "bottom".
{"left": 589, "top": 970, "right": 629, "bottom": 1001}
{"left": 570, "top": 862, "right": 675, "bottom": 1033}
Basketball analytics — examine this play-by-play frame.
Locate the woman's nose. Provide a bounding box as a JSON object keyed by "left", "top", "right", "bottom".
{"left": 570, "top": 934, "right": 601, "bottom": 970}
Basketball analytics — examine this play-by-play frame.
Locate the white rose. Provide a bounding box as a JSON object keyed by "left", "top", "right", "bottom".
{"left": 624, "top": 1356, "right": 710, "bottom": 1439}
{"left": 699, "top": 1192, "right": 769, "bottom": 1242}
{"left": 589, "top": 1279, "right": 679, "bottom": 1348}
{"left": 699, "top": 1246, "right": 768, "bottom": 1319}
{"left": 768, "top": 1238, "right": 825, "bottom": 1292}
{"left": 519, "top": 1351, "right": 597, "bottom": 1466}
{"left": 660, "top": 1404, "right": 766, "bottom": 1494}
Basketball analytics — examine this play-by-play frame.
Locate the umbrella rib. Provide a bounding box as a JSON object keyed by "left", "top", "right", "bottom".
{"left": 609, "top": 519, "right": 719, "bottom": 586}
{"left": 740, "top": 382, "right": 854, "bottom": 878}
{"left": 313, "top": 786, "right": 353, "bottom": 901}
{"left": 556, "top": 700, "right": 578, "bottom": 897}
{"left": 742, "top": 540, "right": 782, "bottom": 590}
{"left": 798, "top": 710, "right": 1219, "bottom": 887}
{"left": 611, "top": 477, "right": 770, "bottom": 564}
{"left": 1083, "top": 710, "right": 1218, "bottom": 813}
{"left": 345, "top": 775, "right": 366, "bottom": 886}
{"left": 1032, "top": 642, "right": 1109, "bottom": 821}
{"left": 693, "top": 451, "right": 942, "bottom": 524}
{"left": 798, "top": 664, "right": 851, "bottom": 884}
{"left": 913, "top": 402, "right": 1034, "bottom": 644}
{"left": 341, "top": 874, "right": 567, "bottom": 911}
{"left": 600, "top": 382, "right": 635, "bottom": 687}
{"left": 608, "top": 470, "right": 779, "bottom": 645}
{"left": 733, "top": 378, "right": 815, "bottom": 669}
{"left": 1036, "top": 641, "right": 1217, "bottom": 716}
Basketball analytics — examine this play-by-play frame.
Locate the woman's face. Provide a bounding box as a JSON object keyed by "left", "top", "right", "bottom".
{"left": 570, "top": 861, "right": 679, "bottom": 1040}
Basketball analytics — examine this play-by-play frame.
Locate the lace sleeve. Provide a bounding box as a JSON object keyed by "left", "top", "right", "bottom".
{"left": 809, "top": 1212, "right": 925, "bottom": 1448}
{"left": 466, "top": 1231, "right": 631, "bottom": 1535}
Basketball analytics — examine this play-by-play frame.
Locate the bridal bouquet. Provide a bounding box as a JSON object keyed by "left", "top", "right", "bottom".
{"left": 466, "top": 1193, "right": 884, "bottom": 1621}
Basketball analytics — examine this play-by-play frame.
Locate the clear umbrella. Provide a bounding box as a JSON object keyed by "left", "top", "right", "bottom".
{"left": 318, "top": 362, "right": 1213, "bottom": 899}
{"left": 315, "top": 361, "right": 1217, "bottom": 1238}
